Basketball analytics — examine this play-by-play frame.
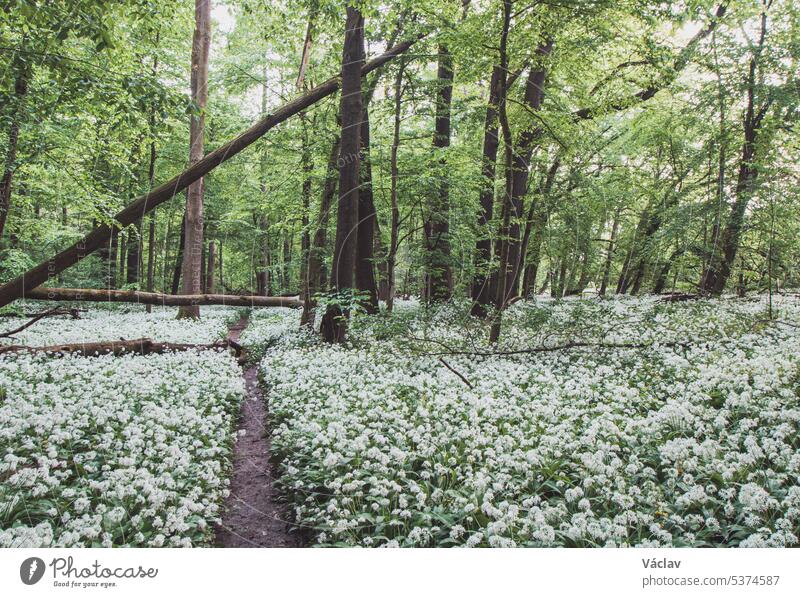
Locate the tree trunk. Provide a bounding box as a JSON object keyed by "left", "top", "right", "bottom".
{"left": 321, "top": 6, "right": 364, "bottom": 343}
{"left": 498, "top": 40, "right": 553, "bottom": 307}
{"left": 206, "top": 241, "right": 216, "bottom": 293}
{"left": 470, "top": 65, "right": 503, "bottom": 317}
{"left": 171, "top": 213, "right": 186, "bottom": 295}
{"left": 423, "top": 44, "right": 455, "bottom": 303}
{"left": 699, "top": 10, "right": 768, "bottom": 295}
{"left": 126, "top": 223, "right": 141, "bottom": 285}
{"left": 355, "top": 100, "right": 379, "bottom": 313}
{"left": 386, "top": 59, "right": 405, "bottom": 313}
{"left": 599, "top": 206, "right": 621, "bottom": 296}
{"left": 518, "top": 157, "right": 559, "bottom": 297}
{"left": 0, "top": 58, "right": 29, "bottom": 243}
{"left": 177, "top": 0, "right": 211, "bottom": 319}
{"left": 302, "top": 133, "right": 340, "bottom": 326}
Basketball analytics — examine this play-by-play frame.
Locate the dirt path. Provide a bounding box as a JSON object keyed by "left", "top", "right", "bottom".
{"left": 215, "top": 317, "right": 300, "bottom": 547}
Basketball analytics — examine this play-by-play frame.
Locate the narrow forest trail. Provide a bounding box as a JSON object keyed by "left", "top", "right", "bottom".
{"left": 215, "top": 317, "right": 300, "bottom": 547}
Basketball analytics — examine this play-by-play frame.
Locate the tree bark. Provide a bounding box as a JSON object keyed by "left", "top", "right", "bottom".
{"left": 699, "top": 9, "right": 769, "bottom": 295}
{"left": 321, "top": 6, "right": 364, "bottom": 343}
{"left": 470, "top": 64, "right": 503, "bottom": 317}
{"left": 205, "top": 240, "right": 216, "bottom": 293}
{"left": 355, "top": 100, "right": 379, "bottom": 313}
{"left": 599, "top": 206, "right": 621, "bottom": 296}
{"left": 171, "top": 213, "right": 186, "bottom": 295}
{"left": 423, "top": 44, "right": 455, "bottom": 303}
{"left": 386, "top": 58, "right": 406, "bottom": 313}
{"left": 177, "top": 0, "right": 211, "bottom": 319}
{"left": 0, "top": 37, "right": 419, "bottom": 310}
{"left": 0, "top": 58, "right": 29, "bottom": 243}
{"left": 302, "top": 133, "right": 340, "bottom": 326}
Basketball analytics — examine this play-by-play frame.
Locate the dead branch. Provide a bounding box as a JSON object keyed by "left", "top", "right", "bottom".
{"left": 438, "top": 358, "right": 474, "bottom": 389}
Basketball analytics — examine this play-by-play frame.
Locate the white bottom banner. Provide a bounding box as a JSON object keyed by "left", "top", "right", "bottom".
{"left": 1, "top": 548, "right": 796, "bottom": 597}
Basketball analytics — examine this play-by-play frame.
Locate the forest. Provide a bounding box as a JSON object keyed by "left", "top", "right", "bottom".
{"left": 0, "top": 0, "right": 799, "bottom": 549}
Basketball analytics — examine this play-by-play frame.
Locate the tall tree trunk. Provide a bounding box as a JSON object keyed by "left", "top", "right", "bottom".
{"left": 0, "top": 57, "right": 29, "bottom": 243}
{"left": 699, "top": 9, "right": 768, "bottom": 295}
{"left": 302, "top": 133, "right": 340, "bottom": 326}
{"left": 470, "top": 65, "right": 503, "bottom": 316}
{"left": 256, "top": 214, "right": 270, "bottom": 296}
{"left": 119, "top": 230, "right": 127, "bottom": 285}
{"left": 518, "top": 157, "right": 559, "bottom": 296}
{"left": 108, "top": 228, "right": 119, "bottom": 290}
{"left": 171, "top": 213, "right": 186, "bottom": 295}
{"left": 499, "top": 40, "right": 553, "bottom": 306}
{"left": 206, "top": 240, "right": 216, "bottom": 293}
{"left": 599, "top": 206, "right": 621, "bottom": 296}
{"left": 355, "top": 101, "right": 379, "bottom": 313}
{"left": 145, "top": 37, "right": 160, "bottom": 312}
{"left": 386, "top": 59, "right": 405, "bottom": 313}
{"left": 126, "top": 224, "right": 141, "bottom": 285}
{"left": 423, "top": 44, "right": 455, "bottom": 303}
{"left": 178, "top": 0, "right": 211, "bottom": 319}
{"left": 321, "top": 5, "right": 364, "bottom": 343}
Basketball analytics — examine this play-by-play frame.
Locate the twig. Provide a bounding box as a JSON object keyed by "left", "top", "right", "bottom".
{"left": 438, "top": 358, "right": 474, "bottom": 389}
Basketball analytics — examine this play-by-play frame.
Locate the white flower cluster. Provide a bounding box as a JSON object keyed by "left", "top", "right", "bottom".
{"left": 0, "top": 347, "right": 245, "bottom": 547}
{"left": 238, "top": 308, "right": 306, "bottom": 361}
{"left": 261, "top": 295, "right": 800, "bottom": 547}
{"left": 0, "top": 305, "right": 240, "bottom": 347}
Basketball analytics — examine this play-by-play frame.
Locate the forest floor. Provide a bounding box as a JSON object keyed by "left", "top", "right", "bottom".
{"left": 214, "top": 317, "right": 299, "bottom": 547}
{"left": 1, "top": 296, "right": 799, "bottom": 548}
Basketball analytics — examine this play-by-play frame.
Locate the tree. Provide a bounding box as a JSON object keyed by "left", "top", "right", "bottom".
{"left": 320, "top": 5, "right": 365, "bottom": 343}
{"left": 177, "top": 0, "right": 211, "bottom": 319}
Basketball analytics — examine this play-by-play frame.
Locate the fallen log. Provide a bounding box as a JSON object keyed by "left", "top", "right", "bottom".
{"left": 22, "top": 287, "right": 302, "bottom": 308}
{"left": 0, "top": 337, "right": 245, "bottom": 358}
{"left": 0, "top": 36, "right": 421, "bottom": 310}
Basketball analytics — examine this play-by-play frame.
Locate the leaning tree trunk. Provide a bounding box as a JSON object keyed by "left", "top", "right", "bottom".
{"left": 423, "top": 44, "right": 455, "bottom": 303}
{"left": 320, "top": 5, "right": 364, "bottom": 343}
{"left": 178, "top": 0, "right": 211, "bottom": 319}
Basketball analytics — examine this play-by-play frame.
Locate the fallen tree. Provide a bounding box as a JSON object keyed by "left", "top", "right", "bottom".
{"left": 0, "top": 36, "right": 420, "bottom": 310}
{"left": 0, "top": 337, "right": 244, "bottom": 358}
{"left": 20, "top": 287, "right": 302, "bottom": 308}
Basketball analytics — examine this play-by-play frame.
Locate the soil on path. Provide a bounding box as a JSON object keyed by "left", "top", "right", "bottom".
{"left": 215, "top": 317, "right": 300, "bottom": 547}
